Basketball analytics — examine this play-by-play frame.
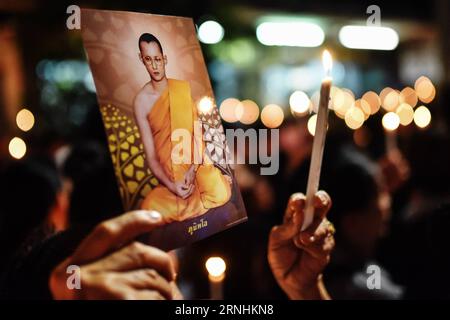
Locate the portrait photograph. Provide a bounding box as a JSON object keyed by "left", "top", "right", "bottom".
{"left": 81, "top": 9, "right": 247, "bottom": 250}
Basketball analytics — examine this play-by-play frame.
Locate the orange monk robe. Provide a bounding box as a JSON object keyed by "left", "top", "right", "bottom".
{"left": 141, "top": 79, "right": 231, "bottom": 223}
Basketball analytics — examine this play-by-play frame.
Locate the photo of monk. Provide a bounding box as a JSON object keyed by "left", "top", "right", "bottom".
{"left": 134, "top": 33, "right": 232, "bottom": 223}
{"left": 81, "top": 9, "right": 247, "bottom": 250}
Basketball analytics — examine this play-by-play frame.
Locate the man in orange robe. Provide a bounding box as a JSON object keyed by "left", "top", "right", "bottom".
{"left": 133, "top": 33, "right": 231, "bottom": 224}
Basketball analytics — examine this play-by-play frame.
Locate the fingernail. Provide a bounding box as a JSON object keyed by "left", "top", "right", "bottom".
{"left": 318, "top": 192, "right": 327, "bottom": 205}
{"left": 148, "top": 210, "right": 162, "bottom": 221}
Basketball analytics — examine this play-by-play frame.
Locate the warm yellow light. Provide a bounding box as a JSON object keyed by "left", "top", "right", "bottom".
{"left": 307, "top": 114, "right": 318, "bottom": 136}
{"left": 380, "top": 88, "right": 399, "bottom": 112}
{"left": 396, "top": 103, "right": 414, "bottom": 126}
{"left": 415, "top": 76, "right": 435, "bottom": 103}
{"left": 379, "top": 87, "right": 390, "bottom": 102}
{"left": 354, "top": 99, "right": 371, "bottom": 120}
{"left": 345, "top": 107, "right": 365, "bottom": 130}
{"left": 340, "top": 88, "right": 354, "bottom": 102}
{"left": 198, "top": 96, "right": 214, "bottom": 115}
{"left": 9, "top": 137, "right": 27, "bottom": 159}
{"left": 414, "top": 105, "right": 431, "bottom": 128}
{"left": 205, "top": 257, "right": 226, "bottom": 278}
{"left": 399, "top": 87, "right": 418, "bottom": 108}
{"left": 328, "top": 86, "right": 341, "bottom": 110}
{"left": 362, "top": 91, "right": 381, "bottom": 115}
{"left": 322, "top": 50, "right": 332, "bottom": 76}
{"left": 261, "top": 104, "right": 284, "bottom": 128}
{"left": 289, "top": 91, "right": 310, "bottom": 116}
{"left": 235, "top": 99, "right": 260, "bottom": 125}
{"left": 333, "top": 89, "right": 354, "bottom": 119}
{"left": 382, "top": 112, "right": 400, "bottom": 131}
{"left": 310, "top": 91, "right": 320, "bottom": 113}
{"left": 16, "top": 108, "right": 35, "bottom": 132}
{"left": 420, "top": 89, "right": 436, "bottom": 104}
{"left": 219, "top": 98, "right": 240, "bottom": 123}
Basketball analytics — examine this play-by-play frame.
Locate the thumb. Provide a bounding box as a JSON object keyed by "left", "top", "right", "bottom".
{"left": 71, "top": 210, "right": 164, "bottom": 263}
{"left": 270, "top": 193, "right": 306, "bottom": 244}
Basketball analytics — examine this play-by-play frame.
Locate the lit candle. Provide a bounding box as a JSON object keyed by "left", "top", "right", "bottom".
{"left": 382, "top": 112, "right": 400, "bottom": 154}
{"left": 198, "top": 96, "right": 214, "bottom": 115}
{"left": 205, "top": 256, "right": 226, "bottom": 300}
{"left": 302, "top": 50, "right": 333, "bottom": 231}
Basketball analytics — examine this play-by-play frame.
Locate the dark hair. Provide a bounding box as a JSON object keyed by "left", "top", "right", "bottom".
{"left": 138, "top": 33, "right": 163, "bottom": 53}
{"left": 0, "top": 157, "right": 61, "bottom": 262}
{"left": 63, "top": 141, "right": 123, "bottom": 226}
{"left": 323, "top": 146, "right": 379, "bottom": 226}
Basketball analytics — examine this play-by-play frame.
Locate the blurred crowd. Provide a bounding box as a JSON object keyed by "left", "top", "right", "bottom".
{"left": 1, "top": 1, "right": 450, "bottom": 299}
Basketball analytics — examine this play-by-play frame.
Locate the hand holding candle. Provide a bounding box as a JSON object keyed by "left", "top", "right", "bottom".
{"left": 302, "top": 50, "right": 333, "bottom": 231}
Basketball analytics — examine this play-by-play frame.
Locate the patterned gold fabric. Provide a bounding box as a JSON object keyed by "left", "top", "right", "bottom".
{"left": 101, "top": 104, "right": 159, "bottom": 210}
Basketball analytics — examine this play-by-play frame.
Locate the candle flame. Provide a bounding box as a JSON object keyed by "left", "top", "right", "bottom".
{"left": 198, "top": 96, "right": 214, "bottom": 114}
{"left": 322, "top": 50, "right": 332, "bottom": 76}
{"left": 382, "top": 112, "right": 400, "bottom": 131}
{"left": 205, "top": 257, "right": 226, "bottom": 277}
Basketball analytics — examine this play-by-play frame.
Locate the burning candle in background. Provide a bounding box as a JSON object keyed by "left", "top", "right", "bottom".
{"left": 205, "top": 256, "right": 226, "bottom": 300}
{"left": 382, "top": 111, "right": 400, "bottom": 153}
{"left": 302, "top": 50, "right": 333, "bottom": 231}
{"left": 198, "top": 96, "right": 214, "bottom": 115}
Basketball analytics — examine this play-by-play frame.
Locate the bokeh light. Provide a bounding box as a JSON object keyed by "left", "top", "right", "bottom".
{"left": 382, "top": 112, "right": 400, "bottom": 131}
{"left": 219, "top": 98, "right": 240, "bottom": 123}
{"left": 198, "top": 96, "right": 214, "bottom": 115}
{"left": 344, "top": 107, "right": 365, "bottom": 130}
{"left": 396, "top": 103, "right": 414, "bottom": 126}
{"left": 415, "top": 76, "right": 435, "bottom": 103}
{"left": 361, "top": 91, "right": 381, "bottom": 115}
{"left": 289, "top": 91, "right": 310, "bottom": 116}
{"left": 339, "top": 26, "right": 399, "bottom": 50}
{"left": 9, "top": 137, "right": 27, "bottom": 159}
{"left": 380, "top": 88, "right": 399, "bottom": 112}
{"left": 310, "top": 91, "right": 320, "bottom": 113}
{"left": 16, "top": 108, "right": 35, "bottom": 132}
{"left": 235, "top": 99, "right": 260, "bottom": 125}
{"left": 198, "top": 20, "right": 224, "bottom": 44}
{"left": 261, "top": 104, "right": 284, "bottom": 128}
{"left": 256, "top": 21, "right": 324, "bottom": 47}
{"left": 414, "top": 105, "right": 431, "bottom": 128}
{"left": 307, "top": 114, "right": 317, "bottom": 136}
{"left": 329, "top": 86, "right": 341, "bottom": 110}
{"left": 205, "top": 257, "right": 226, "bottom": 277}
{"left": 354, "top": 99, "right": 371, "bottom": 120}
{"left": 399, "top": 87, "right": 418, "bottom": 108}
{"left": 333, "top": 89, "right": 354, "bottom": 119}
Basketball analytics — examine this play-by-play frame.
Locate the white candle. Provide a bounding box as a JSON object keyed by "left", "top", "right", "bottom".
{"left": 205, "top": 257, "right": 226, "bottom": 300}
{"left": 385, "top": 130, "right": 397, "bottom": 153}
{"left": 302, "top": 50, "right": 333, "bottom": 231}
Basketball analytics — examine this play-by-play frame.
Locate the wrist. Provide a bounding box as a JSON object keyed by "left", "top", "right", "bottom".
{"left": 288, "top": 275, "right": 325, "bottom": 300}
